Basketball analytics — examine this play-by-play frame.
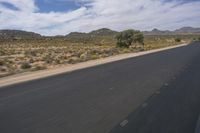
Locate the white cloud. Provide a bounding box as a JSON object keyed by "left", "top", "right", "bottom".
{"left": 0, "top": 0, "right": 200, "bottom": 35}
{"left": 0, "top": 0, "right": 37, "bottom": 12}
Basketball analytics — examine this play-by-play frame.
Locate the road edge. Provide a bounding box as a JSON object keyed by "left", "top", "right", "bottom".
{"left": 0, "top": 43, "right": 188, "bottom": 88}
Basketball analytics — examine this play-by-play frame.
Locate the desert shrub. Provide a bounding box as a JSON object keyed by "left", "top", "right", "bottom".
{"left": 0, "top": 60, "right": 4, "bottom": 66}
{"left": 116, "top": 30, "right": 144, "bottom": 48}
{"left": 121, "top": 48, "right": 131, "bottom": 53}
{"left": 0, "top": 66, "right": 7, "bottom": 72}
{"left": 25, "top": 50, "right": 37, "bottom": 57}
{"left": 175, "top": 38, "right": 181, "bottom": 42}
{"left": 80, "top": 53, "right": 90, "bottom": 61}
{"left": 29, "top": 58, "right": 34, "bottom": 63}
{"left": 116, "top": 30, "right": 134, "bottom": 48}
{"left": 134, "top": 31, "right": 144, "bottom": 45}
{"left": 43, "top": 55, "right": 53, "bottom": 64}
{"left": 91, "top": 54, "right": 98, "bottom": 60}
{"left": 21, "top": 62, "right": 31, "bottom": 69}
{"left": 68, "top": 57, "right": 80, "bottom": 64}
{"left": 55, "top": 59, "right": 61, "bottom": 64}
{"left": 32, "top": 65, "right": 47, "bottom": 71}
{"left": 0, "top": 49, "right": 5, "bottom": 56}
{"left": 193, "top": 38, "right": 197, "bottom": 41}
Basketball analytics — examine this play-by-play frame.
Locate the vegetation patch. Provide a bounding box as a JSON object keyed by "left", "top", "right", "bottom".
{"left": 0, "top": 33, "right": 198, "bottom": 77}
{"left": 116, "top": 30, "right": 144, "bottom": 48}
{"left": 20, "top": 62, "right": 32, "bottom": 69}
{"left": 175, "top": 38, "right": 181, "bottom": 42}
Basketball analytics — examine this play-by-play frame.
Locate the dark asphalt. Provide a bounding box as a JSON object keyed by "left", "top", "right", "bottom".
{"left": 110, "top": 42, "right": 200, "bottom": 133}
{"left": 0, "top": 42, "right": 200, "bottom": 133}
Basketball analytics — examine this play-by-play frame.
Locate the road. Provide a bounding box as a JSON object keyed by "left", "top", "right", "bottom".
{"left": 0, "top": 42, "right": 200, "bottom": 133}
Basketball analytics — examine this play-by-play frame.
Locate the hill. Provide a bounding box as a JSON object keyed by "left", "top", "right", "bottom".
{"left": 174, "top": 27, "right": 200, "bottom": 34}
{"left": 144, "top": 27, "right": 200, "bottom": 35}
{"left": 0, "top": 27, "right": 200, "bottom": 40}
{"left": 88, "top": 28, "right": 118, "bottom": 36}
{"left": 0, "top": 30, "right": 42, "bottom": 40}
{"left": 64, "top": 28, "right": 118, "bottom": 44}
{"left": 66, "top": 28, "right": 118, "bottom": 39}
{"left": 143, "top": 28, "right": 171, "bottom": 35}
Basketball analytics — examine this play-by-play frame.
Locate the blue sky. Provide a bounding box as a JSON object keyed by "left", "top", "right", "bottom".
{"left": 0, "top": 0, "right": 200, "bottom": 35}
{"left": 0, "top": 1, "right": 19, "bottom": 10}
{"left": 35, "top": 0, "right": 81, "bottom": 13}
{"left": 34, "top": 0, "right": 200, "bottom": 13}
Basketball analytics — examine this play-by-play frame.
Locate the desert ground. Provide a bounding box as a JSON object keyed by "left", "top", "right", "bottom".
{"left": 0, "top": 34, "right": 199, "bottom": 78}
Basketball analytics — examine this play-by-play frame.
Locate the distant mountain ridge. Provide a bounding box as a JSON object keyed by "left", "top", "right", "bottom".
{"left": 0, "top": 30, "right": 41, "bottom": 40}
{"left": 144, "top": 27, "right": 200, "bottom": 35}
{"left": 88, "top": 28, "right": 118, "bottom": 36}
{"left": 143, "top": 28, "right": 171, "bottom": 35}
{"left": 0, "top": 27, "right": 200, "bottom": 40}
{"left": 65, "top": 28, "right": 118, "bottom": 39}
{"left": 174, "top": 27, "right": 200, "bottom": 33}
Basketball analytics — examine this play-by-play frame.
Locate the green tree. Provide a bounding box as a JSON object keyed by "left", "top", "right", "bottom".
{"left": 116, "top": 30, "right": 144, "bottom": 48}
{"left": 116, "top": 30, "right": 134, "bottom": 48}
{"left": 133, "top": 31, "right": 144, "bottom": 46}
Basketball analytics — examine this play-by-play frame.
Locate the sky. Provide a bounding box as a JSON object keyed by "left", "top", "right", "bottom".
{"left": 0, "top": 0, "right": 200, "bottom": 35}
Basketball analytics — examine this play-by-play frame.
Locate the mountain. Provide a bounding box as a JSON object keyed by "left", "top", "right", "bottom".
{"left": 64, "top": 28, "right": 119, "bottom": 44}
{"left": 66, "top": 28, "right": 118, "bottom": 38}
{"left": 66, "top": 32, "right": 88, "bottom": 38}
{"left": 0, "top": 30, "right": 42, "bottom": 40}
{"left": 88, "top": 28, "right": 118, "bottom": 36}
{"left": 1, "top": 27, "right": 199, "bottom": 40}
{"left": 67, "top": 32, "right": 87, "bottom": 36}
{"left": 143, "top": 28, "right": 171, "bottom": 35}
{"left": 144, "top": 27, "right": 200, "bottom": 35}
{"left": 174, "top": 27, "right": 200, "bottom": 34}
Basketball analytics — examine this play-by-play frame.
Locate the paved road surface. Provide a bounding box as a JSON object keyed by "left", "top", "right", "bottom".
{"left": 0, "top": 42, "right": 200, "bottom": 133}
{"left": 110, "top": 43, "right": 200, "bottom": 133}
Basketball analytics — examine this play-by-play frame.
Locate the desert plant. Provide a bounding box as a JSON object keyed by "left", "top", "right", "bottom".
{"left": 0, "top": 66, "right": 7, "bottom": 72}
{"left": 0, "top": 49, "right": 5, "bottom": 56}
{"left": 29, "top": 58, "right": 34, "bottom": 63}
{"left": 68, "top": 57, "right": 80, "bottom": 64}
{"left": 32, "top": 65, "right": 47, "bottom": 71}
{"left": 21, "top": 62, "right": 31, "bottom": 69}
{"left": 0, "top": 60, "right": 4, "bottom": 66}
{"left": 175, "top": 38, "right": 181, "bottom": 42}
{"left": 116, "top": 30, "right": 134, "bottom": 48}
{"left": 133, "top": 31, "right": 144, "bottom": 45}
{"left": 43, "top": 55, "right": 53, "bottom": 64}
{"left": 116, "top": 30, "right": 144, "bottom": 48}
{"left": 25, "top": 50, "right": 37, "bottom": 57}
{"left": 193, "top": 38, "right": 197, "bottom": 41}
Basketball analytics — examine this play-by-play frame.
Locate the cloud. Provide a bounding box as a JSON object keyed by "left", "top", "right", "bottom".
{"left": 0, "top": 0, "right": 200, "bottom": 35}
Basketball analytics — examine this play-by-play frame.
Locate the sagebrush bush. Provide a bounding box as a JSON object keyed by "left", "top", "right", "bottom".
{"left": 0, "top": 60, "right": 4, "bottom": 66}
{"left": 0, "top": 67, "right": 7, "bottom": 72}
{"left": 21, "top": 62, "right": 31, "bottom": 69}
{"left": 32, "top": 65, "right": 47, "bottom": 71}
{"left": 175, "top": 38, "right": 181, "bottom": 42}
{"left": 116, "top": 30, "right": 144, "bottom": 48}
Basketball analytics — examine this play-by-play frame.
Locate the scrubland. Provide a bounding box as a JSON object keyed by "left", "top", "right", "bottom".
{"left": 0, "top": 35, "right": 198, "bottom": 77}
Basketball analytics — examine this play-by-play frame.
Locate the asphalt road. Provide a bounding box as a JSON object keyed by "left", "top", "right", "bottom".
{"left": 1, "top": 42, "right": 200, "bottom": 133}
